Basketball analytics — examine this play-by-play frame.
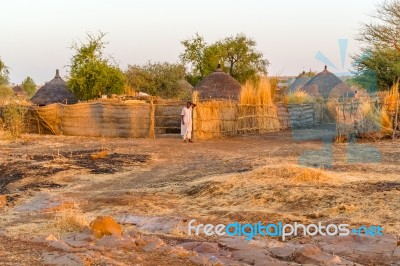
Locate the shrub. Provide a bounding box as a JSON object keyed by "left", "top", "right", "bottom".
{"left": 1, "top": 99, "right": 27, "bottom": 138}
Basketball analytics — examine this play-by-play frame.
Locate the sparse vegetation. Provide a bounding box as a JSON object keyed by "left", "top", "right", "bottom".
{"left": 51, "top": 205, "right": 88, "bottom": 235}
{"left": 0, "top": 99, "right": 28, "bottom": 139}
{"left": 286, "top": 90, "right": 315, "bottom": 104}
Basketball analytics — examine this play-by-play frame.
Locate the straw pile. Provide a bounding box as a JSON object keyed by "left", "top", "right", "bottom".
{"left": 192, "top": 91, "right": 237, "bottom": 139}
{"left": 238, "top": 78, "right": 281, "bottom": 133}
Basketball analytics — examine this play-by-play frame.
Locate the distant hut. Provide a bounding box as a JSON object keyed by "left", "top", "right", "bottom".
{"left": 287, "top": 71, "right": 311, "bottom": 93}
{"left": 12, "top": 85, "right": 27, "bottom": 97}
{"left": 195, "top": 64, "right": 241, "bottom": 100}
{"left": 176, "top": 80, "right": 193, "bottom": 99}
{"left": 302, "top": 66, "right": 354, "bottom": 99}
{"left": 31, "top": 69, "right": 78, "bottom": 106}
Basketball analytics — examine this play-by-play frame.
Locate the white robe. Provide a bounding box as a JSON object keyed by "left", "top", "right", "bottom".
{"left": 181, "top": 107, "right": 193, "bottom": 136}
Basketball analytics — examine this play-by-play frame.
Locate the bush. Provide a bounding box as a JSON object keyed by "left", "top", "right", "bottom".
{"left": 1, "top": 99, "right": 27, "bottom": 138}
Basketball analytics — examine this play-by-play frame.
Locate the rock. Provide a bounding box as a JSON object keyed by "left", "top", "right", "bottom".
{"left": 317, "top": 234, "right": 397, "bottom": 264}
{"left": 142, "top": 238, "right": 165, "bottom": 252}
{"left": 90, "top": 216, "right": 122, "bottom": 238}
{"left": 47, "top": 240, "right": 74, "bottom": 252}
{"left": 45, "top": 235, "right": 58, "bottom": 241}
{"left": 193, "top": 242, "right": 219, "bottom": 254}
{"left": 189, "top": 254, "right": 212, "bottom": 266}
{"left": 178, "top": 241, "right": 201, "bottom": 250}
{"left": 96, "top": 236, "right": 136, "bottom": 249}
{"left": 269, "top": 246, "right": 295, "bottom": 260}
{"left": 231, "top": 249, "right": 274, "bottom": 264}
{"left": 0, "top": 195, "right": 7, "bottom": 208}
{"left": 14, "top": 192, "right": 73, "bottom": 213}
{"left": 294, "top": 244, "right": 342, "bottom": 265}
{"left": 42, "top": 252, "right": 84, "bottom": 266}
{"left": 218, "top": 236, "right": 259, "bottom": 250}
{"left": 394, "top": 246, "right": 400, "bottom": 259}
{"left": 118, "top": 214, "right": 185, "bottom": 234}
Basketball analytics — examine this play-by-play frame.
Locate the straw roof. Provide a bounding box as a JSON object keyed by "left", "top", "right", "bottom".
{"left": 195, "top": 65, "right": 241, "bottom": 100}
{"left": 287, "top": 72, "right": 310, "bottom": 93}
{"left": 177, "top": 79, "right": 193, "bottom": 93}
{"left": 31, "top": 69, "right": 78, "bottom": 106}
{"left": 12, "top": 85, "right": 27, "bottom": 97}
{"left": 302, "top": 66, "right": 354, "bottom": 99}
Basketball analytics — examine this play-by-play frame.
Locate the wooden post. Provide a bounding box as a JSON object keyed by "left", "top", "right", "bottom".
{"left": 148, "top": 97, "right": 155, "bottom": 139}
{"left": 192, "top": 91, "right": 198, "bottom": 140}
{"left": 392, "top": 91, "right": 399, "bottom": 140}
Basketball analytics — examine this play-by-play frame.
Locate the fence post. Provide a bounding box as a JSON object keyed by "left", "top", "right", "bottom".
{"left": 148, "top": 97, "right": 155, "bottom": 139}
{"left": 192, "top": 91, "right": 198, "bottom": 140}
{"left": 392, "top": 94, "right": 399, "bottom": 140}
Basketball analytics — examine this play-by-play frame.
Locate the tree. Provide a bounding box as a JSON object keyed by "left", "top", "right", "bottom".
{"left": 125, "top": 62, "right": 188, "bottom": 99}
{"left": 68, "top": 32, "right": 126, "bottom": 100}
{"left": 353, "top": 0, "right": 400, "bottom": 90}
{"left": 0, "top": 57, "right": 10, "bottom": 85}
{"left": 21, "top": 76, "right": 36, "bottom": 97}
{"left": 180, "top": 33, "right": 269, "bottom": 85}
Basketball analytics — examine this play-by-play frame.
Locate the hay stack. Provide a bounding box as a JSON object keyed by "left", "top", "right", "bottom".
{"left": 31, "top": 69, "right": 78, "bottom": 106}
{"left": 238, "top": 79, "right": 281, "bottom": 133}
{"left": 194, "top": 64, "right": 241, "bottom": 100}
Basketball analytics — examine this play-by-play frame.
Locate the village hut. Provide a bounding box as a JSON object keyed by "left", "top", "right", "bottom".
{"left": 301, "top": 66, "right": 354, "bottom": 99}
{"left": 12, "top": 85, "right": 27, "bottom": 97}
{"left": 194, "top": 64, "right": 241, "bottom": 100}
{"left": 176, "top": 79, "right": 193, "bottom": 99}
{"left": 287, "top": 71, "right": 311, "bottom": 93}
{"left": 31, "top": 69, "right": 78, "bottom": 106}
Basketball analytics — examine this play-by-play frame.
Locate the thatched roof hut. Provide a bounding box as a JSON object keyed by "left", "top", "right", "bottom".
{"left": 302, "top": 66, "right": 354, "bottom": 99}
{"left": 287, "top": 72, "right": 310, "bottom": 93}
{"left": 31, "top": 69, "right": 78, "bottom": 106}
{"left": 12, "top": 85, "right": 27, "bottom": 97}
{"left": 195, "top": 65, "right": 241, "bottom": 100}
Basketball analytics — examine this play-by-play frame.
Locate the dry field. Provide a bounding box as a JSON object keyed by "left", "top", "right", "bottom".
{"left": 0, "top": 130, "right": 399, "bottom": 264}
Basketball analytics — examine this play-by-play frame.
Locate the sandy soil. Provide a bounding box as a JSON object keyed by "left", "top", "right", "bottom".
{"left": 0, "top": 130, "right": 399, "bottom": 264}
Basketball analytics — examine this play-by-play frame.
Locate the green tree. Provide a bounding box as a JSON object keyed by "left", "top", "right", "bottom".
{"left": 180, "top": 33, "right": 269, "bottom": 85}
{"left": 0, "top": 57, "right": 10, "bottom": 85}
{"left": 125, "top": 62, "right": 188, "bottom": 99}
{"left": 353, "top": 0, "right": 400, "bottom": 90}
{"left": 68, "top": 32, "right": 126, "bottom": 100}
{"left": 21, "top": 76, "right": 36, "bottom": 97}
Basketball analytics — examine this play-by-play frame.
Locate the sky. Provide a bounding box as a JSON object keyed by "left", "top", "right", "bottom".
{"left": 1, "top": 0, "right": 379, "bottom": 84}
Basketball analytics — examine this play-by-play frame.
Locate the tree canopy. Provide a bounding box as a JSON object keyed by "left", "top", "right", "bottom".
{"left": 125, "top": 62, "right": 189, "bottom": 99}
{"left": 68, "top": 32, "right": 126, "bottom": 100}
{"left": 180, "top": 33, "right": 269, "bottom": 85}
{"left": 21, "top": 76, "right": 36, "bottom": 97}
{"left": 352, "top": 0, "right": 400, "bottom": 90}
{"left": 0, "top": 57, "right": 10, "bottom": 85}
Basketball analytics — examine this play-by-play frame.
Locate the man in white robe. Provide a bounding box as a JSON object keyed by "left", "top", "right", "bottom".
{"left": 181, "top": 102, "right": 196, "bottom": 142}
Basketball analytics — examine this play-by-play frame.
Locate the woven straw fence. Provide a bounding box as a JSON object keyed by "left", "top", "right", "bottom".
{"left": 29, "top": 102, "right": 151, "bottom": 138}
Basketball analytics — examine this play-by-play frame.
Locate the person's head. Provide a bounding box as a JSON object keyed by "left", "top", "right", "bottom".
{"left": 186, "top": 102, "right": 192, "bottom": 108}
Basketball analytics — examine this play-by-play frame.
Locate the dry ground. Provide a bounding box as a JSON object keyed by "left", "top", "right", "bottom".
{"left": 0, "top": 130, "right": 399, "bottom": 264}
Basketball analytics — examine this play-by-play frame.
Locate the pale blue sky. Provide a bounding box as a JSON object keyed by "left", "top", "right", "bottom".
{"left": 1, "top": 0, "right": 378, "bottom": 84}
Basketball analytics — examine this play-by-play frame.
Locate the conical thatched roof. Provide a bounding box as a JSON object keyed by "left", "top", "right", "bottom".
{"left": 195, "top": 65, "right": 241, "bottom": 100}
{"left": 31, "top": 70, "right": 78, "bottom": 106}
{"left": 287, "top": 72, "right": 310, "bottom": 93}
{"left": 302, "top": 66, "right": 354, "bottom": 98}
{"left": 12, "top": 85, "right": 27, "bottom": 97}
{"left": 176, "top": 80, "right": 193, "bottom": 93}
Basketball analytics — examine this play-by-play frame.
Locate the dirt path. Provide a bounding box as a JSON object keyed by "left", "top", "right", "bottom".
{"left": 0, "top": 131, "right": 399, "bottom": 265}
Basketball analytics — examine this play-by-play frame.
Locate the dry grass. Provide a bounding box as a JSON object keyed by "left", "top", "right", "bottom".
{"left": 51, "top": 205, "right": 89, "bottom": 235}
{"left": 238, "top": 78, "right": 281, "bottom": 133}
{"left": 240, "top": 78, "right": 274, "bottom": 106}
{"left": 286, "top": 90, "right": 315, "bottom": 104}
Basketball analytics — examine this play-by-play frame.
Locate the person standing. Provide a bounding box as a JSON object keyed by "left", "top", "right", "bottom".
{"left": 181, "top": 102, "right": 196, "bottom": 142}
